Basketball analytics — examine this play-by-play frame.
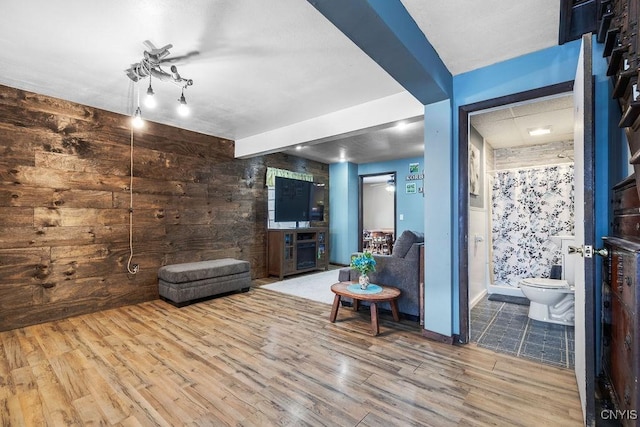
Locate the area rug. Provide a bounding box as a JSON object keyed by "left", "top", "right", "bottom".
{"left": 488, "top": 294, "right": 530, "bottom": 306}
{"left": 261, "top": 269, "right": 340, "bottom": 304}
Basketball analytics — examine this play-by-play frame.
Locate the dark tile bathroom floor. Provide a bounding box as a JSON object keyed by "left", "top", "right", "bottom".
{"left": 470, "top": 295, "right": 575, "bottom": 369}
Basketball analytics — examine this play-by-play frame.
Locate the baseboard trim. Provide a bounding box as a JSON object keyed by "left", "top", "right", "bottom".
{"left": 469, "top": 288, "right": 488, "bottom": 309}
{"left": 422, "top": 329, "right": 455, "bottom": 345}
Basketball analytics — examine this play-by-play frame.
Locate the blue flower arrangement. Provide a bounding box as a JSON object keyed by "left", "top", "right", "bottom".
{"left": 350, "top": 251, "right": 376, "bottom": 275}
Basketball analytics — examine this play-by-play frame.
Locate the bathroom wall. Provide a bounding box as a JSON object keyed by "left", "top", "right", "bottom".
{"left": 468, "top": 126, "right": 488, "bottom": 306}
{"left": 493, "top": 140, "right": 574, "bottom": 169}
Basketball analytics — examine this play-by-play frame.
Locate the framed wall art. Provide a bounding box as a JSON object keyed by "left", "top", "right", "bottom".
{"left": 469, "top": 145, "right": 480, "bottom": 196}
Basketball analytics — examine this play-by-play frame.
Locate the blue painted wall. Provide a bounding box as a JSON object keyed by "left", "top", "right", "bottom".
{"left": 454, "top": 41, "right": 583, "bottom": 106}
{"left": 359, "top": 156, "right": 425, "bottom": 235}
{"left": 423, "top": 99, "right": 453, "bottom": 336}
{"left": 329, "top": 37, "right": 625, "bottom": 340}
{"left": 450, "top": 39, "right": 583, "bottom": 335}
{"left": 329, "top": 156, "right": 425, "bottom": 265}
{"left": 449, "top": 37, "right": 619, "bottom": 336}
{"left": 329, "top": 162, "right": 359, "bottom": 264}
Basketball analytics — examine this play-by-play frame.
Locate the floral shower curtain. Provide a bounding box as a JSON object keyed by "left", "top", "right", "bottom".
{"left": 490, "top": 164, "right": 574, "bottom": 287}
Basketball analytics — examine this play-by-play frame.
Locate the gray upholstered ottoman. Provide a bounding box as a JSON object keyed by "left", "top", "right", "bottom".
{"left": 158, "top": 258, "right": 251, "bottom": 307}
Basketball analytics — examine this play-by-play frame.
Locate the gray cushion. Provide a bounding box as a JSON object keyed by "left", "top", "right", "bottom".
{"left": 158, "top": 258, "right": 250, "bottom": 283}
{"left": 338, "top": 267, "right": 352, "bottom": 282}
{"left": 392, "top": 230, "right": 424, "bottom": 258}
{"left": 158, "top": 272, "right": 251, "bottom": 303}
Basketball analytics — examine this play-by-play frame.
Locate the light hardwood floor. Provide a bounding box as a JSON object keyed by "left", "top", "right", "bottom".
{"left": 0, "top": 287, "right": 583, "bottom": 426}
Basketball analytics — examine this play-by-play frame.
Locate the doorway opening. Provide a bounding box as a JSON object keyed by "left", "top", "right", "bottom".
{"left": 359, "top": 173, "right": 397, "bottom": 253}
{"left": 459, "top": 82, "right": 581, "bottom": 371}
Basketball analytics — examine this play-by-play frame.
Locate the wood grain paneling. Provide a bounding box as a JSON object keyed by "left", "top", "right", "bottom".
{"left": 0, "top": 84, "right": 329, "bottom": 331}
{"left": 0, "top": 289, "right": 583, "bottom": 426}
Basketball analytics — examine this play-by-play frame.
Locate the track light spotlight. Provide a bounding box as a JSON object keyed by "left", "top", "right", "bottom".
{"left": 177, "top": 89, "right": 189, "bottom": 117}
{"left": 145, "top": 77, "right": 156, "bottom": 109}
{"left": 132, "top": 107, "right": 144, "bottom": 128}
{"left": 385, "top": 179, "right": 396, "bottom": 192}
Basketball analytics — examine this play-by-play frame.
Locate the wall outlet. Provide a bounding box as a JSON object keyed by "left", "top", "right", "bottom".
{"left": 399, "top": 214, "right": 404, "bottom": 220}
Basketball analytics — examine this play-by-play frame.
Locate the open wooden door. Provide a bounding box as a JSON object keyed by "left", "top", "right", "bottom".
{"left": 570, "top": 33, "right": 596, "bottom": 426}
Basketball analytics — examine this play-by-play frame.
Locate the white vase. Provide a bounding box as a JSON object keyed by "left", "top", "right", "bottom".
{"left": 359, "top": 274, "right": 370, "bottom": 290}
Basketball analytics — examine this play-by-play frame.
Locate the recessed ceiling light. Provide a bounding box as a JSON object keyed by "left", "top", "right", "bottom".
{"left": 528, "top": 126, "right": 551, "bottom": 136}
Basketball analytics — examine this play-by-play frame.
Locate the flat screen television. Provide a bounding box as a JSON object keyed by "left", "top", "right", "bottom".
{"left": 274, "top": 176, "right": 311, "bottom": 222}
{"left": 274, "top": 176, "right": 325, "bottom": 223}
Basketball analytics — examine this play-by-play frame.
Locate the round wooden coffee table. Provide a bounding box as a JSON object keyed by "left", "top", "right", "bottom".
{"left": 329, "top": 282, "right": 401, "bottom": 336}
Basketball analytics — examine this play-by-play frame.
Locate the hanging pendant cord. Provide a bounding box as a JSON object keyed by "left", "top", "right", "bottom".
{"left": 126, "top": 124, "right": 138, "bottom": 274}
{"left": 126, "top": 86, "right": 139, "bottom": 275}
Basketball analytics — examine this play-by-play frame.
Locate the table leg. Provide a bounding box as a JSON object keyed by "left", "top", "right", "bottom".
{"left": 390, "top": 299, "right": 400, "bottom": 322}
{"left": 353, "top": 298, "right": 359, "bottom": 312}
{"left": 370, "top": 302, "right": 379, "bottom": 335}
{"left": 330, "top": 294, "right": 341, "bottom": 322}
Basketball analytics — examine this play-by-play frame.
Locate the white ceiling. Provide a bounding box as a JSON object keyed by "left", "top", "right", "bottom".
{"left": 471, "top": 94, "right": 575, "bottom": 149}
{"left": 0, "top": 0, "right": 566, "bottom": 164}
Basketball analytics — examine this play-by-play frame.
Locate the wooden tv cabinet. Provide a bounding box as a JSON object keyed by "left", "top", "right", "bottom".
{"left": 267, "top": 228, "right": 329, "bottom": 279}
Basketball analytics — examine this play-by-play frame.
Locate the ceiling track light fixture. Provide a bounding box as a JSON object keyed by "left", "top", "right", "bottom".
{"left": 126, "top": 40, "right": 196, "bottom": 120}
{"left": 125, "top": 40, "right": 194, "bottom": 87}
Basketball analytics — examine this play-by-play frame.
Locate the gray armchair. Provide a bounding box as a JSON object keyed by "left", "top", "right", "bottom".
{"left": 339, "top": 230, "right": 424, "bottom": 320}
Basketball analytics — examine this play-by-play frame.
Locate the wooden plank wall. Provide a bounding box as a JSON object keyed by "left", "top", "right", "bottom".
{"left": 0, "top": 84, "right": 329, "bottom": 331}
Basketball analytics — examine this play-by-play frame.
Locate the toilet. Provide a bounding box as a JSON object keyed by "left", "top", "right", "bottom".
{"left": 519, "top": 235, "right": 576, "bottom": 326}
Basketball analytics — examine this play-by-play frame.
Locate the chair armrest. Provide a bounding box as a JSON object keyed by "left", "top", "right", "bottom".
{"left": 348, "top": 251, "right": 420, "bottom": 318}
